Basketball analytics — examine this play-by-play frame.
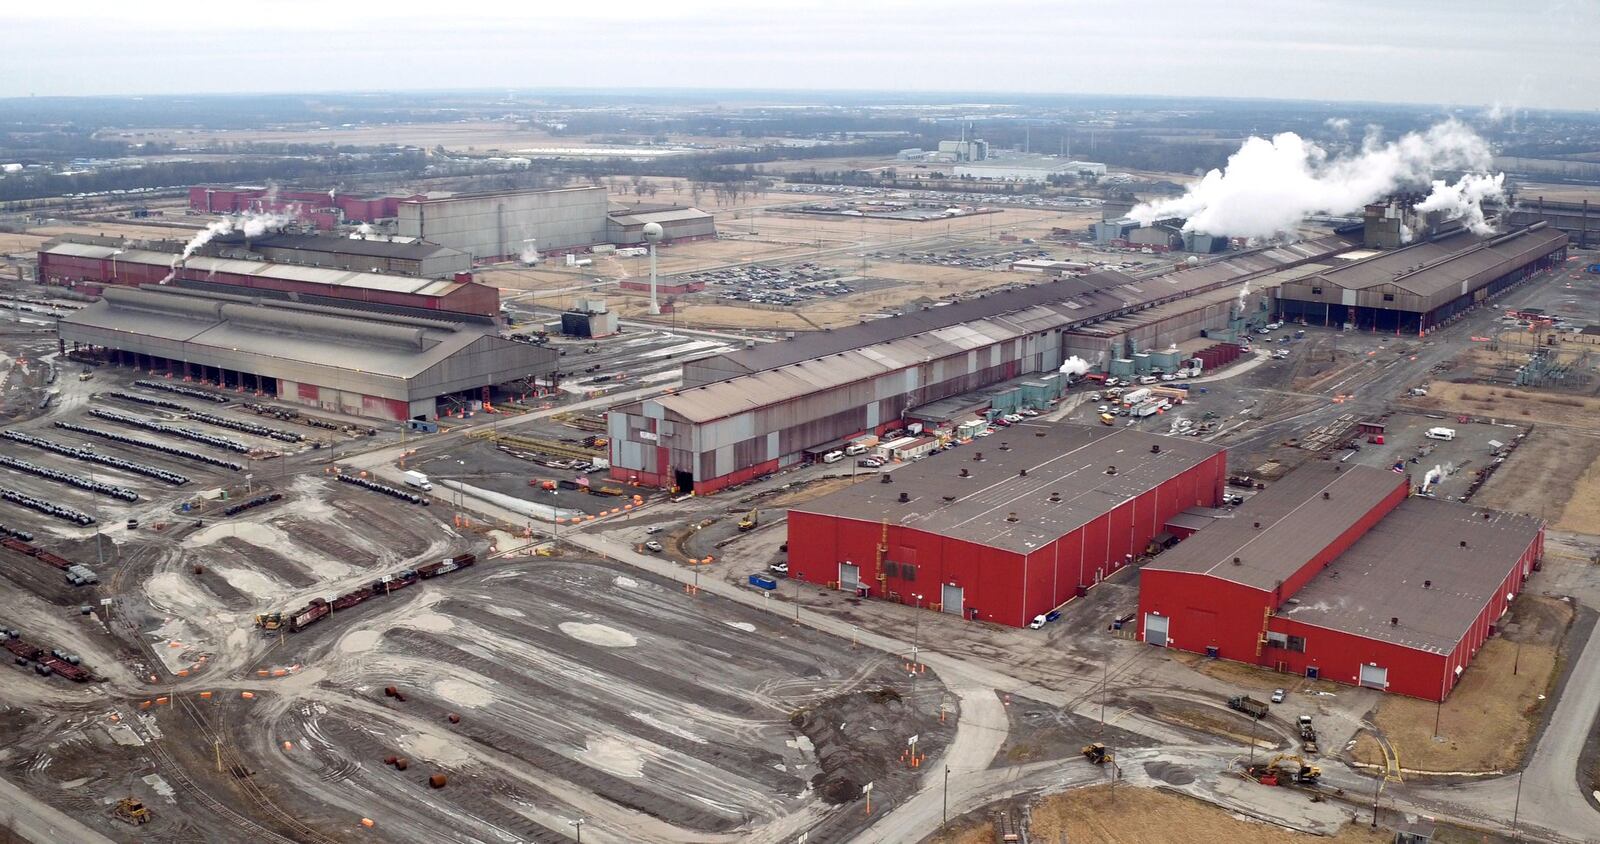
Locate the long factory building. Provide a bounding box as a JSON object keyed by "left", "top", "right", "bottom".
{"left": 607, "top": 237, "right": 1351, "bottom": 494}
{"left": 37, "top": 238, "right": 500, "bottom": 319}
{"left": 787, "top": 424, "right": 1227, "bottom": 626}
{"left": 56, "top": 286, "right": 557, "bottom": 422}
{"left": 1139, "top": 463, "right": 1543, "bottom": 701}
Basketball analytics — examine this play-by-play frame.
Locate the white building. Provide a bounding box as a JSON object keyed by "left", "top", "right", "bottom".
{"left": 955, "top": 156, "right": 1107, "bottom": 182}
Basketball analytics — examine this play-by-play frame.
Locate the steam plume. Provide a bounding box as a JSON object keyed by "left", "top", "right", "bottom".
{"left": 1058, "top": 356, "right": 1090, "bottom": 378}
{"left": 161, "top": 211, "right": 291, "bottom": 283}
{"left": 1422, "top": 464, "right": 1442, "bottom": 492}
{"left": 519, "top": 243, "right": 540, "bottom": 265}
{"left": 1130, "top": 120, "right": 1499, "bottom": 240}
{"left": 1415, "top": 173, "right": 1505, "bottom": 235}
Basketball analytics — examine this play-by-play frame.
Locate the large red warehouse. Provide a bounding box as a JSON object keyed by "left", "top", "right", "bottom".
{"left": 787, "top": 424, "right": 1227, "bottom": 627}
{"left": 1138, "top": 463, "right": 1543, "bottom": 701}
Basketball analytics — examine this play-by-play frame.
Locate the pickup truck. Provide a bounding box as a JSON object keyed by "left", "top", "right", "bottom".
{"left": 1228, "top": 694, "right": 1270, "bottom": 719}
{"left": 1028, "top": 609, "right": 1062, "bottom": 629}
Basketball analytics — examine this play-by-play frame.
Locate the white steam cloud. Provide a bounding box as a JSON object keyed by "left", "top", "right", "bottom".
{"left": 1236, "top": 279, "right": 1251, "bottom": 313}
{"left": 162, "top": 211, "right": 291, "bottom": 283}
{"left": 1414, "top": 172, "right": 1505, "bottom": 236}
{"left": 1130, "top": 120, "right": 1501, "bottom": 241}
{"left": 1323, "top": 117, "right": 1351, "bottom": 136}
{"left": 354, "top": 222, "right": 375, "bottom": 237}
{"left": 1422, "top": 464, "right": 1442, "bottom": 492}
{"left": 1058, "top": 355, "right": 1090, "bottom": 378}
{"left": 519, "top": 243, "right": 541, "bottom": 265}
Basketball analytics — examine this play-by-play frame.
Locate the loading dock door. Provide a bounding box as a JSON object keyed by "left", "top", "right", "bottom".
{"left": 839, "top": 562, "right": 860, "bottom": 592}
{"left": 1359, "top": 664, "right": 1389, "bottom": 690}
{"left": 1144, "top": 613, "right": 1169, "bottom": 647}
{"left": 941, "top": 583, "right": 964, "bottom": 616}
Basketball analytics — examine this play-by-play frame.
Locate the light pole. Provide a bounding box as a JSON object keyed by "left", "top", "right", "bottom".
{"left": 1511, "top": 769, "right": 1524, "bottom": 840}
{"left": 793, "top": 577, "right": 801, "bottom": 624}
{"left": 569, "top": 817, "right": 585, "bottom": 843}
{"left": 643, "top": 222, "right": 664, "bottom": 316}
{"left": 942, "top": 764, "right": 950, "bottom": 829}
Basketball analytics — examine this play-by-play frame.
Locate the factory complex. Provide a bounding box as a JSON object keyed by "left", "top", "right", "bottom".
{"left": 787, "top": 425, "right": 1227, "bottom": 626}
{"left": 1138, "top": 463, "right": 1543, "bottom": 701}
{"left": 55, "top": 286, "right": 557, "bottom": 422}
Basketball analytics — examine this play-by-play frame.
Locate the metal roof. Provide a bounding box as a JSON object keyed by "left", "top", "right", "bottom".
{"left": 253, "top": 234, "right": 465, "bottom": 262}
{"left": 608, "top": 208, "right": 714, "bottom": 226}
{"left": 41, "top": 243, "right": 465, "bottom": 297}
{"left": 790, "top": 424, "right": 1224, "bottom": 554}
{"left": 1281, "top": 498, "right": 1541, "bottom": 654}
{"left": 1304, "top": 224, "right": 1568, "bottom": 298}
{"left": 1143, "top": 463, "right": 1406, "bottom": 591}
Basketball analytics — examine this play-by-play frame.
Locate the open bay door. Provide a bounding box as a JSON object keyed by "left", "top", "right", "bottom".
{"left": 839, "top": 562, "right": 860, "bottom": 592}
{"left": 940, "top": 583, "right": 964, "bottom": 616}
{"left": 1359, "top": 663, "right": 1388, "bottom": 690}
{"left": 1144, "top": 613, "right": 1169, "bottom": 647}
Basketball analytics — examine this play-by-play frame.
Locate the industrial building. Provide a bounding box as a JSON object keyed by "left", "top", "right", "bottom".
{"left": 397, "top": 187, "right": 610, "bottom": 261}
{"left": 56, "top": 286, "right": 557, "bottom": 422}
{"left": 188, "top": 185, "right": 416, "bottom": 228}
{"left": 36, "top": 239, "right": 499, "bottom": 319}
{"left": 1138, "top": 463, "right": 1543, "bottom": 701}
{"left": 609, "top": 237, "right": 1350, "bottom": 493}
{"left": 785, "top": 424, "right": 1226, "bottom": 626}
{"left": 607, "top": 206, "right": 717, "bottom": 245}
{"left": 235, "top": 234, "right": 471, "bottom": 279}
{"left": 1276, "top": 223, "right": 1569, "bottom": 333}
{"left": 937, "top": 138, "right": 989, "bottom": 162}
{"left": 955, "top": 156, "right": 1105, "bottom": 183}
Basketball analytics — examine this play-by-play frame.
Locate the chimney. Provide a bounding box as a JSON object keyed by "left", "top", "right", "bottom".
{"left": 898, "top": 492, "right": 910, "bottom": 503}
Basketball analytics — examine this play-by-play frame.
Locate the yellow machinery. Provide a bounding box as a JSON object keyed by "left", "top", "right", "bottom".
{"left": 1081, "top": 743, "right": 1113, "bottom": 764}
{"left": 737, "top": 509, "right": 758, "bottom": 531}
{"left": 114, "top": 798, "right": 151, "bottom": 825}
{"left": 1099, "top": 413, "right": 1116, "bottom": 426}
{"left": 254, "top": 612, "right": 282, "bottom": 632}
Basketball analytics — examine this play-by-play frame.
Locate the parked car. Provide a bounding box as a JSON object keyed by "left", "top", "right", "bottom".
{"left": 1004, "top": 413, "right": 1023, "bottom": 423}
{"left": 1270, "top": 688, "right": 1286, "bottom": 703}
{"left": 643, "top": 540, "right": 663, "bottom": 553}
{"left": 645, "top": 526, "right": 664, "bottom": 535}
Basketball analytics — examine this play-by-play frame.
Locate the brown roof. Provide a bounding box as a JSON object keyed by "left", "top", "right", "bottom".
{"left": 1280, "top": 498, "right": 1541, "bottom": 653}
{"left": 791, "top": 423, "right": 1223, "bottom": 554}
{"left": 1143, "top": 463, "right": 1405, "bottom": 592}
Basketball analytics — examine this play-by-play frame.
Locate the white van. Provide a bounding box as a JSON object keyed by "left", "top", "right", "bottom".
{"left": 821, "top": 450, "right": 845, "bottom": 463}
{"left": 844, "top": 443, "right": 867, "bottom": 456}
{"left": 1424, "top": 427, "right": 1456, "bottom": 441}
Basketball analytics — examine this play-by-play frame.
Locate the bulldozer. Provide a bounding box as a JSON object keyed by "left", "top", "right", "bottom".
{"left": 1081, "top": 743, "right": 1113, "bottom": 765}
{"left": 254, "top": 612, "right": 282, "bottom": 632}
{"left": 114, "top": 797, "right": 151, "bottom": 825}
{"left": 737, "top": 509, "right": 758, "bottom": 532}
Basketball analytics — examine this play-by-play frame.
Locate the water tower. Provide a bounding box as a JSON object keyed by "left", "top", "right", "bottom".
{"left": 643, "top": 221, "right": 664, "bottom": 316}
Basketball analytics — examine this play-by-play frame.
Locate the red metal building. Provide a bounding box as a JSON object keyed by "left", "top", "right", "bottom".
{"left": 787, "top": 425, "right": 1227, "bottom": 627}
{"left": 1138, "top": 463, "right": 1543, "bottom": 701}
{"left": 37, "top": 242, "right": 498, "bottom": 318}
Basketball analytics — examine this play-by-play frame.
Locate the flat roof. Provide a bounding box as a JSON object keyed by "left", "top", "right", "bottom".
{"left": 1144, "top": 463, "right": 1405, "bottom": 591}
{"left": 41, "top": 242, "right": 467, "bottom": 297}
{"left": 1281, "top": 498, "right": 1541, "bottom": 653}
{"left": 608, "top": 207, "right": 713, "bottom": 226}
{"left": 253, "top": 234, "right": 465, "bottom": 262}
{"left": 791, "top": 423, "right": 1223, "bottom": 554}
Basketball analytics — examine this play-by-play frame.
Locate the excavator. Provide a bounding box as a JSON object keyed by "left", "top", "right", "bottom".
{"left": 738, "top": 509, "right": 759, "bottom": 532}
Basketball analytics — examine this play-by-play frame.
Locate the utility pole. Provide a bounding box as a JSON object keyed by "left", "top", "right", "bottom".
{"left": 942, "top": 765, "right": 950, "bottom": 829}
{"left": 1511, "top": 769, "right": 1524, "bottom": 840}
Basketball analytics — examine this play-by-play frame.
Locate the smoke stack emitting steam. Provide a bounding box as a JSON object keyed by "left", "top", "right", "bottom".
{"left": 161, "top": 211, "right": 292, "bottom": 284}
{"left": 1130, "top": 120, "right": 1505, "bottom": 240}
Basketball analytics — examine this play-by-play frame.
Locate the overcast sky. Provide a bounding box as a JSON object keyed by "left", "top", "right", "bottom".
{"left": 4, "top": 0, "right": 1596, "bottom": 110}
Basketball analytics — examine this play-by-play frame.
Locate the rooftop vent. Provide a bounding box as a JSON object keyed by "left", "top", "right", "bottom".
{"left": 1322, "top": 491, "right": 1331, "bottom": 500}
{"left": 942, "top": 495, "right": 956, "bottom": 503}
{"left": 1424, "top": 579, "right": 1432, "bottom": 589}
{"left": 880, "top": 474, "right": 892, "bottom": 484}
{"left": 1105, "top": 465, "right": 1117, "bottom": 475}
{"left": 959, "top": 468, "right": 970, "bottom": 478}
{"left": 1006, "top": 512, "right": 1019, "bottom": 522}
{"left": 1019, "top": 468, "right": 1028, "bottom": 477}
{"left": 1048, "top": 492, "right": 1062, "bottom": 503}
{"left": 999, "top": 442, "right": 1010, "bottom": 451}
{"left": 1150, "top": 444, "right": 1161, "bottom": 454}
{"left": 1390, "top": 617, "right": 1399, "bottom": 626}
{"left": 1460, "top": 540, "right": 1468, "bottom": 548}
{"left": 898, "top": 492, "right": 910, "bottom": 503}
{"left": 973, "top": 452, "right": 984, "bottom": 461}
{"left": 1253, "top": 521, "right": 1262, "bottom": 530}
{"left": 1232, "top": 556, "right": 1242, "bottom": 566}
{"left": 1035, "top": 430, "right": 1047, "bottom": 437}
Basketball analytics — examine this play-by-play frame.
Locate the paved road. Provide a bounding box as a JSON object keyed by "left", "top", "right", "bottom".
{"left": 0, "top": 774, "right": 117, "bottom": 844}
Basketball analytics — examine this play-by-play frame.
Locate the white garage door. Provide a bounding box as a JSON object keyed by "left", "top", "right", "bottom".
{"left": 1359, "top": 663, "right": 1389, "bottom": 690}
{"left": 1144, "top": 613, "right": 1169, "bottom": 647}
{"left": 941, "top": 583, "right": 964, "bottom": 616}
{"left": 839, "top": 562, "right": 859, "bottom": 592}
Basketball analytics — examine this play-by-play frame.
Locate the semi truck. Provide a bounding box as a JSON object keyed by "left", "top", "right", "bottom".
{"left": 402, "top": 470, "right": 433, "bottom": 491}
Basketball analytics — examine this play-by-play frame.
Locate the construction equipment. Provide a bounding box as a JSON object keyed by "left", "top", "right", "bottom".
{"left": 1081, "top": 743, "right": 1113, "bottom": 764}
{"left": 254, "top": 612, "right": 283, "bottom": 632}
{"left": 114, "top": 797, "right": 151, "bottom": 825}
{"left": 1247, "top": 754, "right": 1321, "bottom": 786}
{"left": 1298, "top": 715, "right": 1319, "bottom": 754}
{"left": 737, "top": 509, "right": 758, "bottom": 531}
